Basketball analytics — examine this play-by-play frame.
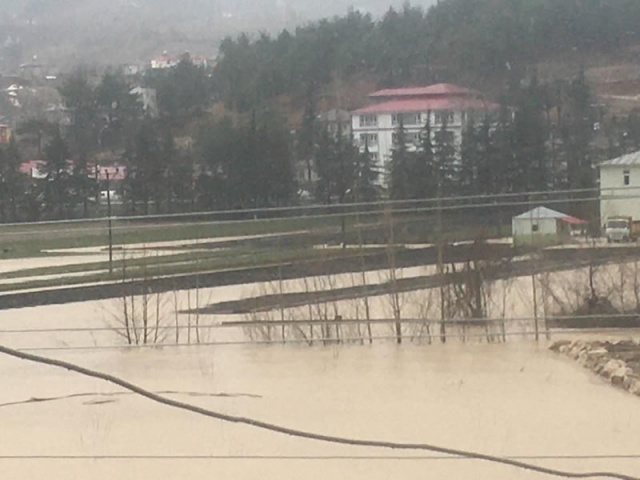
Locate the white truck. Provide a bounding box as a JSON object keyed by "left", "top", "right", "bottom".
{"left": 605, "top": 216, "right": 638, "bottom": 243}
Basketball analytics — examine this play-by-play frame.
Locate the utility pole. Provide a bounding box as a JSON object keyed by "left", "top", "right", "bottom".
{"left": 437, "top": 182, "right": 446, "bottom": 344}
{"left": 106, "top": 169, "right": 113, "bottom": 274}
{"left": 529, "top": 197, "right": 539, "bottom": 342}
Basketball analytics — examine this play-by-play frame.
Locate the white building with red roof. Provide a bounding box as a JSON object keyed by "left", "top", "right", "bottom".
{"left": 150, "top": 52, "right": 179, "bottom": 70}
{"left": 351, "top": 83, "right": 500, "bottom": 181}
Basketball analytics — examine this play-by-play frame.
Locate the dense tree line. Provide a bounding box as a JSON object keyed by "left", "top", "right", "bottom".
{"left": 382, "top": 72, "right": 634, "bottom": 220}
{"left": 1, "top": 58, "right": 220, "bottom": 221}
{"left": 195, "top": 112, "right": 295, "bottom": 210}
{"left": 4, "top": 66, "right": 640, "bottom": 222}
{"left": 5, "top": 0, "right": 640, "bottom": 222}
{"left": 214, "top": 0, "right": 640, "bottom": 109}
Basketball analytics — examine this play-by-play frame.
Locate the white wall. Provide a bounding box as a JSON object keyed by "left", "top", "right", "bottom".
{"left": 512, "top": 217, "right": 557, "bottom": 239}
{"left": 600, "top": 165, "right": 640, "bottom": 224}
{"left": 351, "top": 110, "right": 465, "bottom": 185}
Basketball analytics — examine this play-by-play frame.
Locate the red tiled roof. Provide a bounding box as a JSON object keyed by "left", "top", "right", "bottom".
{"left": 559, "top": 216, "right": 588, "bottom": 225}
{"left": 352, "top": 97, "right": 500, "bottom": 115}
{"left": 19, "top": 160, "right": 44, "bottom": 175}
{"left": 369, "top": 83, "right": 478, "bottom": 98}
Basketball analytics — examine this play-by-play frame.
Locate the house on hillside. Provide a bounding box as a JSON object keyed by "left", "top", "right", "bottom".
{"left": 19, "top": 160, "right": 47, "bottom": 179}
{"left": 150, "top": 52, "right": 179, "bottom": 69}
{"left": 512, "top": 206, "right": 586, "bottom": 246}
{"left": 319, "top": 109, "right": 351, "bottom": 139}
{"left": 350, "top": 83, "right": 500, "bottom": 185}
{"left": 19, "top": 57, "right": 44, "bottom": 81}
{"left": 599, "top": 151, "right": 640, "bottom": 225}
{"left": 150, "top": 52, "right": 211, "bottom": 70}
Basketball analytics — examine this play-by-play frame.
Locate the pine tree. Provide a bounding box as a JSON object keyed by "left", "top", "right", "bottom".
{"left": 459, "top": 121, "right": 479, "bottom": 196}
{"left": 297, "top": 83, "right": 318, "bottom": 190}
{"left": 42, "top": 129, "right": 72, "bottom": 219}
{"left": 389, "top": 119, "right": 411, "bottom": 199}
{"left": 488, "top": 106, "right": 516, "bottom": 194}
{"left": 558, "top": 70, "right": 597, "bottom": 218}
{"left": 315, "top": 123, "right": 356, "bottom": 204}
{"left": 433, "top": 119, "right": 457, "bottom": 196}
{"left": 315, "top": 127, "right": 335, "bottom": 204}
{"left": 0, "top": 139, "right": 23, "bottom": 222}
{"left": 512, "top": 75, "right": 549, "bottom": 192}
{"left": 353, "top": 143, "right": 379, "bottom": 202}
{"left": 412, "top": 115, "right": 437, "bottom": 198}
{"left": 475, "top": 117, "right": 494, "bottom": 195}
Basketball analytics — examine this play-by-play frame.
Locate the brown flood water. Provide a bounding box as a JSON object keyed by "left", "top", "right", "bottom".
{"left": 0, "top": 277, "right": 639, "bottom": 479}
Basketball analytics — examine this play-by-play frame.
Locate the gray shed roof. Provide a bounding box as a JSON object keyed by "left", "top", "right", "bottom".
{"left": 513, "top": 206, "right": 567, "bottom": 220}
{"left": 600, "top": 150, "right": 640, "bottom": 167}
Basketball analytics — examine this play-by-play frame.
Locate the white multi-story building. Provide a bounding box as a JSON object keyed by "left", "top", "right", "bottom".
{"left": 599, "top": 151, "right": 640, "bottom": 223}
{"left": 351, "top": 83, "right": 499, "bottom": 181}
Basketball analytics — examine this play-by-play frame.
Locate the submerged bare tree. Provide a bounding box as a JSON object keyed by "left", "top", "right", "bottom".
{"left": 105, "top": 249, "right": 171, "bottom": 345}
{"left": 382, "top": 204, "right": 403, "bottom": 344}
{"left": 105, "top": 248, "right": 212, "bottom": 346}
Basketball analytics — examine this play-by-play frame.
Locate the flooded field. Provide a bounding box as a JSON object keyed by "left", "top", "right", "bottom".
{"left": 0, "top": 273, "right": 639, "bottom": 480}
{"left": 2, "top": 338, "right": 640, "bottom": 479}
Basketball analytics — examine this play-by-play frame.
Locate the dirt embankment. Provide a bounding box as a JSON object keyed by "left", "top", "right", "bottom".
{"left": 551, "top": 340, "right": 640, "bottom": 398}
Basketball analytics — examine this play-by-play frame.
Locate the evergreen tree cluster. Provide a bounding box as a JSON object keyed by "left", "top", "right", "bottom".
{"left": 5, "top": 0, "right": 640, "bottom": 221}
{"left": 214, "top": 0, "right": 640, "bottom": 109}
{"left": 386, "top": 73, "right": 618, "bottom": 208}
{"left": 195, "top": 113, "right": 296, "bottom": 210}
{"left": 0, "top": 58, "right": 220, "bottom": 221}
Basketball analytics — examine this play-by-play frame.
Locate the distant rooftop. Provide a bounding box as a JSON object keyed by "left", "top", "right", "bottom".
{"left": 514, "top": 206, "right": 586, "bottom": 224}
{"left": 369, "top": 83, "right": 478, "bottom": 99}
{"left": 514, "top": 206, "right": 568, "bottom": 219}
{"left": 352, "top": 97, "right": 499, "bottom": 115}
{"left": 354, "top": 83, "right": 498, "bottom": 115}
{"left": 600, "top": 151, "right": 640, "bottom": 167}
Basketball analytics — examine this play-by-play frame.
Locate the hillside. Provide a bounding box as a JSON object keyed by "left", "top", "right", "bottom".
{"left": 207, "top": 0, "right": 640, "bottom": 117}
{"left": 0, "top": 0, "right": 438, "bottom": 71}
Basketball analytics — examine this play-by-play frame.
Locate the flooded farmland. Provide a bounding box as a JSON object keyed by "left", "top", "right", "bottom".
{"left": 1, "top": 271, "right": 640, "bottom": 480}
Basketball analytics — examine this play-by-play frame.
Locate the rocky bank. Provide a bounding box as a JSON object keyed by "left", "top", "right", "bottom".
{"left": 550, "top": 340, "right": 640, "bottom": 397}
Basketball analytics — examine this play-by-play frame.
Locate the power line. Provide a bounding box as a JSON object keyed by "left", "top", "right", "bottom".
{"left": 0, "top": 343, "right": 637, "bottom": 480}
{"left": 0, "top": 184, "right": 610, "bottom": 229}
{"left": 0, "top": 185, "right": 638, "bottom": 239}
{"left": 0, "top": 454, "right": 639, "bottom": 461}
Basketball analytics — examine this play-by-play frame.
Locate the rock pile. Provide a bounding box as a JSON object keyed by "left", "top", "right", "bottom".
{"left": 550, "top": 339, "right": 640, "bottom": 397}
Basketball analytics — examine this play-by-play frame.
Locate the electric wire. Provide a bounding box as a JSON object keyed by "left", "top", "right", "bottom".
{"left": 0, "top": 184, "right": 613, "bottom": 229}
{"left": 0, "top": 454, "right": 639, "bottom": 461}
{"left": 0, "top": 185, "right": 638, "bottom": 240}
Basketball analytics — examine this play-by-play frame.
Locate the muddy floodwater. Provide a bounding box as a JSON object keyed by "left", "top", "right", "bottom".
{"left": 1, "top": 280, "right": 640, "bottom": 479}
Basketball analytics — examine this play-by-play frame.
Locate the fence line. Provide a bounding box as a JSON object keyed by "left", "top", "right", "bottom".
{"left": 0, "top": 313, "right": 639, "bottom": 335}
{"left": 8, "top": 328, "right": 639, "bottom": 353}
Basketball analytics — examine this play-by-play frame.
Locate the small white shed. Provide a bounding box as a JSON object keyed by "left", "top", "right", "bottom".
{"left": 512, "top": 206, "right": 585, "bottom": 246}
